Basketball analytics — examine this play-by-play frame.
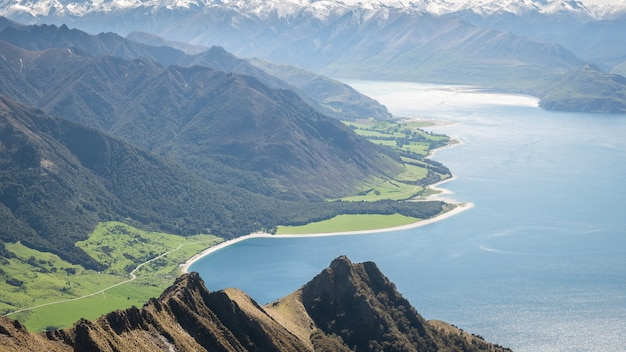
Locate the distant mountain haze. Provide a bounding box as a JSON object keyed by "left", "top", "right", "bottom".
{"left": 0, "top": 21, "right": 392, "bottom": 121}
{"left": 3, "top": 0, "right": 624, "bottom": 111}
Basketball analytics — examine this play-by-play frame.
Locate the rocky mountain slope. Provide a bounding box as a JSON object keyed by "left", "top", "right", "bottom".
{"left": 0, "top": 20, "right": 391, "bottom": 121}
{"left": 0, "top": 39, "right": 403, "bottom": 200}
{"left": 0, "top": 256, "right": 511, "bottom": 351}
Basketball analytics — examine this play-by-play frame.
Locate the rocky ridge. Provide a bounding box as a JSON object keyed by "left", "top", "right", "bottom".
{"left": 0, "top": 256, "right": 511, "bottom": 351}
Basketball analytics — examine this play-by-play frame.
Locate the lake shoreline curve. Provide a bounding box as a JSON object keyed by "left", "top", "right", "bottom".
{"left": 180, "top": 190, "right": 473, "bottom": 274}
{"left": 181, "top": 134, "right": 470, "bottom": 274}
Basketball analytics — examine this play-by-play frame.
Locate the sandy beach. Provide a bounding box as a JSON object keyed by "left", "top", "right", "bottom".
{"left": 180, "top": 136, "right": 471, "bottom": 274}
{"left": 180, "top": 133, "right": 474, "bottom": 273}
{"left": 180, "top": 197, "right": 473, "bottom": 273}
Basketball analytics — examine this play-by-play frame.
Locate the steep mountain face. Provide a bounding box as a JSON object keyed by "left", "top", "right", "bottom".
{"left": 0, "top": 20, "right": 391, "bottom": 121}
{"left": 539, "top": 64, "right": 626, "bottom": 113}
{"left": 173, "top": 45, "right": 392, "bottom": 121}
{"left": 0, "top": 41, "right": 402, "bottom": 200}
{"left": 0, "top": 257, "right": 511, "bottom": 351}
{"left": 311, "top": 12, "right": 582, "bottom": 89}
{"left": 559, "top": 19, "right": 626, "bottom": 74}
{"left": 445, "top": 3, "right": 626, "bottom": 77}
{"left": 298, "top": 256, "right": 448, "bottom": 350}
{"left": 0, "top": 94, "right": 292, "bottom": 268}
{"left": 247, "top": 57, "right": 392, "bottom": 121}
{"left": 0, "top": 95, "right": 108, "bottom": 269}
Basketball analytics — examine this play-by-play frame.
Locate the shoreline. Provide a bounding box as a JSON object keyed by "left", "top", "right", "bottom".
{"left": 180, "top": 129, "right": 469, "bottom": 274}
{"left": 180, "top": 199, "right": 473, "bottom": 274}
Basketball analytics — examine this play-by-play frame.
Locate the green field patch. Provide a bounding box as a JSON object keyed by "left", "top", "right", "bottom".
{"left": 351, "top": 129, "right": 391, "bottom": 138}
{"left": 402, "top": 120, "right": 439, "bottom": 129}
{"left": 345, "top": 118, "right": 449, "bottom": 157}
{"left": 276, "top": 213, "right": 421, "bottom": 234}
{"left": 341, "top": 119, "right": 452, "bottom": 203}
{"left": 401, "top": 141, "right": 431, "bottom": 155}
{"left": 11, "top": 279, "right": 165, "bottom": 332}
{"left": 371, "top": 139, "right": 397, "bottom": 147}
{"left": 2, "top": 222, "right": 221, "bottom": 331}
{"left": 341, "top": 179, "right": 422, "bottom": 202}
{"left": 0, "top": 242, "right": 123, "bottom": 312}
{"left": 395, "top": 163, "right": 429, "bottom": 182}
{"left": 76, "top": 222, "right": 220, "bottom": 276}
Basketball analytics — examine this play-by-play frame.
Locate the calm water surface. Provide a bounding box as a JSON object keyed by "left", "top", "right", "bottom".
{"left": 191, "top": 81, "right": 626, "bottom": 351}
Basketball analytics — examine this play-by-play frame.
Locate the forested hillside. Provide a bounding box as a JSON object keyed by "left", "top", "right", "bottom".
{"left": 0, "top": 95, "right": 445, "bottom": 268}
{"left": 0, "top": 40, "right": 403, "bottom": 200}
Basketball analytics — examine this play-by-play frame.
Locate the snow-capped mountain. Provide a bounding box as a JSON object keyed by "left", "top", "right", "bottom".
{"left": 1, "top": 0, "right": 624, "bottom": 20}
{"left": 1, "top": 0, "right": 625, "bottom": 96}
{"left": 447, "top": 0, "right": 590, "bottom": 17}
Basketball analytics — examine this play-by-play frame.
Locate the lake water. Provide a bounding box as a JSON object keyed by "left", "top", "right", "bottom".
{"left": 190, "top": 80, "right": 626, "bottom": 351}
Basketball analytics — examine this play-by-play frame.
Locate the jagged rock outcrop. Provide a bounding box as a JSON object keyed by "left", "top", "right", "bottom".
{"left": 0, "top": 257, "right": 511, "bottom": 351}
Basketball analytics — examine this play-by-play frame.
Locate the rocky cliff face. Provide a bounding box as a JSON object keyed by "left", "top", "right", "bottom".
{"left": 0, "top": 256, "right": 511, "bottom": 351}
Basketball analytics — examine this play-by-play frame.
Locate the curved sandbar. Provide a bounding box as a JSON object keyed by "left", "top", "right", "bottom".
{"left": 180, "top": 199, "right": 473, "bottom": 274}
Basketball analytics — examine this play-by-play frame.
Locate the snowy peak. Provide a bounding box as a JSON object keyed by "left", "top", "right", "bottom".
{"left": 2, "top": 0, "right": 624, "bottom": 20}
{"left": 446, "top": 0, "right": 591, "bottom": 17}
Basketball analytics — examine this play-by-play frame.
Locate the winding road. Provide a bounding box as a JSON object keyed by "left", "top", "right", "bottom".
{"left": 2, "top": 239, "right": 217, "bottom": 317}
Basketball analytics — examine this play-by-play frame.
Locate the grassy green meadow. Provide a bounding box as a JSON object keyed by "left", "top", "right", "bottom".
{"left": 0, "top": 119, "right": 452, "bottom": 331}
{"left": 276, "top": 213, "right": 422, "bottom": 234}
{"left": 275, "top": 119, "right": 453, "bottom": 233}
{"left": 1, "top": 222, "right": 221, "bottom": 331}
{"left": 341, "top": 119, "right": 451, "bottom": 202}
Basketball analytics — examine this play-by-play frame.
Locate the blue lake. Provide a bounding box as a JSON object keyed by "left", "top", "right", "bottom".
{"left": 191, "top": 81, "right": 626, "bottom": 351}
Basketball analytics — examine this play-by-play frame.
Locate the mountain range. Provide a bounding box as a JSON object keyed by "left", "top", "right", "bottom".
{"left": 1, "top": 0, "right": 623, "bottom": 20}
{"left": 0, "top": 256, "right": 512, "bottom": 351}
{"left": 0, "top": 27, "right": 447, "bottom": 269}
{"left": 0, "top": 33, "right": 403, "bottom": 200}
{"left": 2, "top": 0, "right": 626, "bottom": 113}
{"left": 0, "top": 19, "right": 392, "bottom": 121}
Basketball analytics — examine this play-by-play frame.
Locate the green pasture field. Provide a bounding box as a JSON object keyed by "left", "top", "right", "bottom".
{"left": 1, "top": 119, "right": 451, "bottom": 332}
{"left": 276, "top": 213, "right": 421, "bottom": 234}
{"left": 338, "top": 119, "right": 451, "bottom": 203}
{"left": 1, "top": 222, "right": 221, "bottom": 331}
{"left": 343, "top": 179, "right": 423, "bottom": 202}
{"left": 395, "top": 162, "right": 429, "bottom": 182}
{"left": 11, "top": 280, "right": 164, "bottom": 332}
{"left": 369, "top": 139, "right": 431, "bottom": 155}
{"left": 345, "top": 119, "right": 449, "bottom": 156}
